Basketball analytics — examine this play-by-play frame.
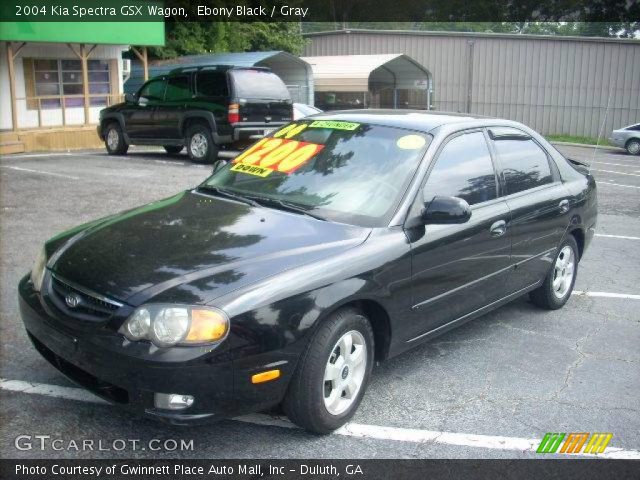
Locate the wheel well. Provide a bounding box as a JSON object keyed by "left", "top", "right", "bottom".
{"left": 569, "top": 228, "right": 585, "bottom": 260}
{"left": 182, "top": 117, "right": 211, "bottom": 137}
{"left": 349, "top": 299, "right": 392, "bottom": 362}
{"left": 625, "top": 137, "right": 640, "bottom": 147}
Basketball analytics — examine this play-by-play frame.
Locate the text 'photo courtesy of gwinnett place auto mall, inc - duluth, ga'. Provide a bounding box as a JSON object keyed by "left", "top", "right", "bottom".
{"left": 0, "top": 0, "right": 639, "bottom": 479}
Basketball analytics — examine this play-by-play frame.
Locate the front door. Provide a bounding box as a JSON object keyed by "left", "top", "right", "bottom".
{"left": 122, "top": 78, "right": 166, "bottom": 138}
{"left": 407, "top": 130, "right": 512, "bottom": 342}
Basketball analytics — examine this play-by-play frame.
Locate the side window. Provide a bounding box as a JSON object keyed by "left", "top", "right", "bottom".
{"left": 423, "top": 132, "right": 497, "bottom": 206}
{"left": 164, "top": 75, "right": 191, "bottom": 101}
{"left": 138, "top": 79, "right": 166, "bottom": 101}
{"left": 196, "top": 71, "right": 229, "bottom": 97}
{"left": 494, "top": 139, "right": 553, "bottom": 195}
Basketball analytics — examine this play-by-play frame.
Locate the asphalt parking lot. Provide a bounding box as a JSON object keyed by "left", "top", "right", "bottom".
{"left": 0, "top": 144, "right": 638, "bottom": 459}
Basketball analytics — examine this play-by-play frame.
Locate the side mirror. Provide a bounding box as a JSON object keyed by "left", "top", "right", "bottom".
{"left": 211, "top": 159, "right": 228, "bottom": 174}
{"left": 421, "top": 196, "right": 472, "bottom": 225}
{"left": 124, "top": 93, "right": 137, "bottom": 104}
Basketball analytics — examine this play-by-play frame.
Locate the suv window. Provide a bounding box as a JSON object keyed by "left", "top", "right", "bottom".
{"left": 196, "top": 71, "right": 229, "bottom": 97}
{"left": 230, "top": 69, "right": 290, "bottom": 99}
{"left": 423, "top": 131, "right": 497, "bottom": 206}
{"left": 139, "top": 79, "right": 166, "bottom": 101}
{"left": 494, "top": 138, "right": 553, "bottom": 195}
{"left": 165, "top": 75, "right": 191, "bottom": 101}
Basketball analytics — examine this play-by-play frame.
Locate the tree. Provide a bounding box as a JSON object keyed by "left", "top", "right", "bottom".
{"left": 145, "top": 22, "right": 307, "bottom": 60}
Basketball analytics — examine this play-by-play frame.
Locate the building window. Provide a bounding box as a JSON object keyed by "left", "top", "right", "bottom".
{"left": 30, "top": 59, "right": 111, "bottom": 109}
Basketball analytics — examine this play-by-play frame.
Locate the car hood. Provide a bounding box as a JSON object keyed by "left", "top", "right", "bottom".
{"left": 50, "top": 191, "right": 370, "bottom": 305}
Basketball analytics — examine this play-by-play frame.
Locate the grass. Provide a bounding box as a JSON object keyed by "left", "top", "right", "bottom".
{"left": 545, "top": 134, "right": 610, "bottom": 146}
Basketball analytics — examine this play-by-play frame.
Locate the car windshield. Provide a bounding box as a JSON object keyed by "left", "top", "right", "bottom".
{"left": 200, "top": 121, "right": 431, "bottom": 227}
{"left": 230, "top": 69, "right": 291, "bottom": 99}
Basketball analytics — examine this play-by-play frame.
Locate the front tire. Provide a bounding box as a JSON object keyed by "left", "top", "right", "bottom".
{"left": 625, "top": 139, "right": 640, "bottom": 156}
{"left": 186, "top": 124, "right": 218, "bottom": 164}
{"left": 530, "top": 236, "right": 579, "bottom": 310}
{"left": 104, "top": 122, "right": 128, "bottom": 155}
{"left": 283, "top": 308, "right": 374, "bottom": 434}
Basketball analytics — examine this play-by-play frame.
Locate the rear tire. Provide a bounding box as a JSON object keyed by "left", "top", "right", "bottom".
{"left": 163, "top": 145, "right": 183, "bottom": 155}
{"left": 283, "top": 308, "right": 374, "bottom": 434}
{"left": 625, "top": 139, "right": 640, "bottom": 155}
{"left": 104, "top": 122, "right": 128, "bottom": 155}
{"left": 530, "top": 236, "right": 579, "bottom": 310}
{"left": 186, "top": 124, "right": 218, "bottom": 164}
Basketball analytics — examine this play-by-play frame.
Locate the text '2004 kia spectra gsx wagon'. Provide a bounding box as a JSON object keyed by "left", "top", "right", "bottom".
{"left": 20, "top": 111, "right": 597, "bottom": 433}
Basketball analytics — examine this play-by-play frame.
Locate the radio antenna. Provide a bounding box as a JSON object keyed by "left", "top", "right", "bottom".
{"left": 589, "top": 85, "right": 614, "bottom": 174}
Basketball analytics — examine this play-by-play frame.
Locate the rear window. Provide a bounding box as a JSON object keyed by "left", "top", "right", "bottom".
{"left": 230, "top": 70, "right": 291, "bottom": 100}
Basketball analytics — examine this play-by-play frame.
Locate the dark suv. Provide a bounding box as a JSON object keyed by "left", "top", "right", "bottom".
{"left": 98, "top": 65, "right": 293, "bottom": 163}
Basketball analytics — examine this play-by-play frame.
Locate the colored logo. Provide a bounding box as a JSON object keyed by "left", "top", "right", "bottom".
{"left": 537, "top": 432, "right": 613, "bottom": 454}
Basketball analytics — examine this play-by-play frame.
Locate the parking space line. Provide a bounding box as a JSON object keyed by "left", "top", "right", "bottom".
{"left": 590, "top": 168, "right": 640, "bottom": 177}
{"left": 0, "top": 165, "right": 79, "bottom": 180}
{"left": 1, "top": 377, "right": 639, "bottom": 458}
{"left": 595, "top": 234, "right": 640, "bottom": 241}
{"left": 598, "top": 181, "right": 640, "bottom": 189}
{"left": 590, "top": 161, "right": 639, "bottom": 168}
{"left": 572, "top": 291, "right": 640, "bottom": 300}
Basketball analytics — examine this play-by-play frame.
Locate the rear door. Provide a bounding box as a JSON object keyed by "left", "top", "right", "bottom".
{"left": 123, "top": 78, "right": 166, "bottom": 138}
{"left": 488, "top": 128, "right": 571, "bottom": 293}
{"left": 229, "top": 69, "right": 292, "bottom": 125}
{"left": 407, "top": 130, "right": 512, "bottom": 340}
{"left": 154, "top": 73, "right": 192, "bottom": 139}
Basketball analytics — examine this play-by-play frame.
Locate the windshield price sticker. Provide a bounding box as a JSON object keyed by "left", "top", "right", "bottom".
{"left": 232, "top": 138, "right": 324, "bottom": 176}
{"left": 309, "top": 120, "right": 360, "bottom": 131}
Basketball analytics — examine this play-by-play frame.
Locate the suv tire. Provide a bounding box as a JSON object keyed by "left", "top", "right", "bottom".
{"left": 530, "top": 235, "right": 579, "bottom": 310}
{"left": 283, "top": 308, "right": 374, "bottom": 434}
{"left": 186, "top": 124, "right": 218, "bottom": 164}
{"left": 104, "top": 122, "right": 129, "bottom": 155}
{"left": 163, "top": 145, "right": 184, "bottom": 155}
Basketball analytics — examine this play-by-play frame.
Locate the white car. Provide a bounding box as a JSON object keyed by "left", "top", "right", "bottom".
{"left": 293, "top": 103, "right": 322, "bottom": 120}
{"left": 609, "top": 123, "right": 640, "bottom": 155}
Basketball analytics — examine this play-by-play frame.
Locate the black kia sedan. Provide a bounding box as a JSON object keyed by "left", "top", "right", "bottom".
{"left": 20, "top": 111, "right": 597, "bottom": 433}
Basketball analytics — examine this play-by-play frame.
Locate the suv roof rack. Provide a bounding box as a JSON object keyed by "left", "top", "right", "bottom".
{"left": 168, "top": 65, "right": 271, "bottom": 75}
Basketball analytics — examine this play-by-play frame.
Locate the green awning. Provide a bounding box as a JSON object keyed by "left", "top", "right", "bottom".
{"left": 0, "top": 21, "right": 165, "bottom": 45}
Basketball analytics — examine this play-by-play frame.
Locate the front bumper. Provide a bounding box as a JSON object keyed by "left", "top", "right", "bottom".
{"left": 18, "top": 275, "right": 293, "bottom": 425}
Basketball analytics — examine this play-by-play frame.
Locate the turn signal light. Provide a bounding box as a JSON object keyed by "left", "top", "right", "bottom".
{"left": 228, "top": 103, "right": 240, "bottom": 124}
{"left": 251, "top": 369, "right": 281, "bottom": 384}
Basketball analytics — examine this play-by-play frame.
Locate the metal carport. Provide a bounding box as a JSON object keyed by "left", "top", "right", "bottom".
{"left": 301, "top": 54, "right": 432, "bottom": 111}
{"left": 125, "top": 51, "right": 314, "bottom": 105}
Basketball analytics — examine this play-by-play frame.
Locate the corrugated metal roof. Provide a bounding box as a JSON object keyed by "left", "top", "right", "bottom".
{"left": 301, "top": 54, "right": 430, "bottom": 92}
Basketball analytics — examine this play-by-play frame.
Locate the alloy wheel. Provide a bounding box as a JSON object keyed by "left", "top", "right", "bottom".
{"left": 190, "top": 133, "right": 208, "bottom": 158}
{"left": 323, "top": 330, "right": 367, "bottom": 416}
{"left": 552, "top": 246, "right": 575, "bottom": 299}
{"left": 107, "top": 128, "right": 119, "bottom": 150}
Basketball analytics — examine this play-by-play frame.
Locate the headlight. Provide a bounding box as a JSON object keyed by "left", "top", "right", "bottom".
{"left": 119, "top": 304, "right": 229, "bottom": 348}
{"left": 30, "top": 246, "right": 47, "bottom": 292}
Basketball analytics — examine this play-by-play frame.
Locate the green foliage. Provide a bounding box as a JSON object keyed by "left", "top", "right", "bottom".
{"left": 145, "top": 22, "right": 307, "bottom": 60}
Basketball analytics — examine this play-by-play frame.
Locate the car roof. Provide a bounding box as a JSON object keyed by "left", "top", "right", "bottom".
{"left": 309, "top": 109, "right": 498, "bottom": 133}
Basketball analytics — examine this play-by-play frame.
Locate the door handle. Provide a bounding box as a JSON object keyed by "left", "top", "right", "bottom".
{"left": 489, "top": 220, "right": 507, "bottom": 237}
{"left": 559, "top": 199, "right": 570, "bottom": 214}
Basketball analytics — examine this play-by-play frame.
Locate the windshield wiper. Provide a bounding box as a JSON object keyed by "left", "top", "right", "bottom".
{"left": 243, "top": 195, "right": 327, "bottom": 221}
{"left": 197, "top": 186, "right": 260, "bottom": 207}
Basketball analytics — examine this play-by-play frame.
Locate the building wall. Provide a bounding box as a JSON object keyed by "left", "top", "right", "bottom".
{"left": 304, "top": 31, "right": 640, "bottom": 137}
{"left": 0, "top": 42, "right": 127, "bottom": 130}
